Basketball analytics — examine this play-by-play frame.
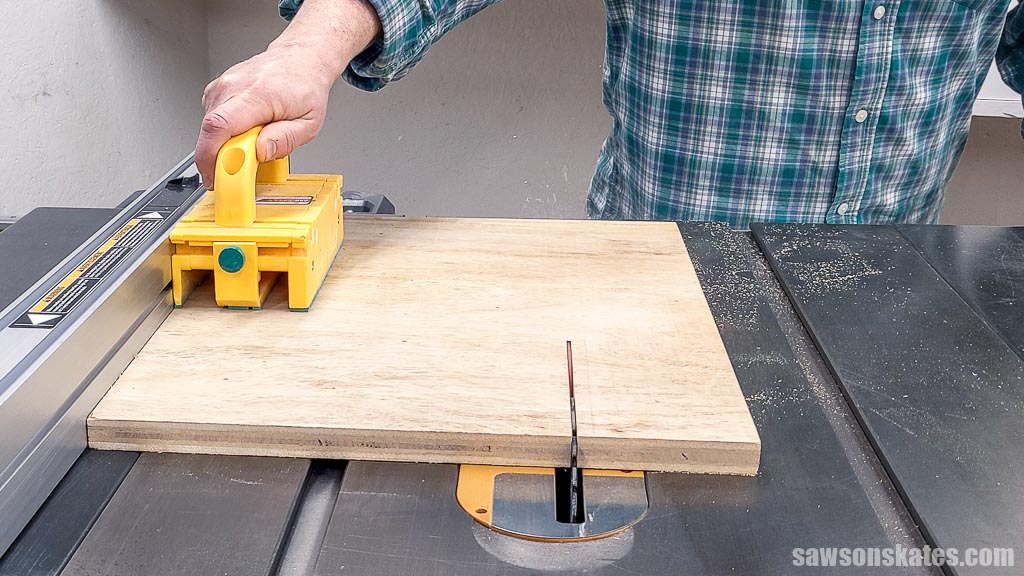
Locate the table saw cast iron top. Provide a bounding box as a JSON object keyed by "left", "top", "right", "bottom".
{"left": 5, "top": 152, "right": 1021, "bottom": 573}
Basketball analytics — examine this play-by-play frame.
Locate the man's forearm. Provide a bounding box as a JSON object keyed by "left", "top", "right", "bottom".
{"left": 271, "top": 0, "right": 383, "bottom": 83}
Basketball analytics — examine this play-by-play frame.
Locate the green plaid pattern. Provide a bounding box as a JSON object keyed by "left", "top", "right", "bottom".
{"left": 281, "top": 0, "right": 1024, "bottom": 226}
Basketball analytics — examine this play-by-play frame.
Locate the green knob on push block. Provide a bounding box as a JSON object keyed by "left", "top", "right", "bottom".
{"left": 218, "top": 246, "right": 246, "bottom": 273}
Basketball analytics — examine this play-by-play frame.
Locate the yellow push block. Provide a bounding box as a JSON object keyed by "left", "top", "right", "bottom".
{"left": 170, "top": 126, "right": 344, "bottom": 311}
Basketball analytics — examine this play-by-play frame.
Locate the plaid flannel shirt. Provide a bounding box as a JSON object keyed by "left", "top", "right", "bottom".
{"left": 281, "top": 0, "right": 1024, "bottom": 226}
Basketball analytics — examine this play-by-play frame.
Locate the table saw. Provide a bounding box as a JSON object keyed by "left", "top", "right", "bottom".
{"left": 0, "top": 155, "right": 1022, "bottom": 575}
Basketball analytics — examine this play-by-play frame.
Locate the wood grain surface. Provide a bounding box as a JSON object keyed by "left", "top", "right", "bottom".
{"left": 88, "top": 217, "right": 759, "bottom": 474}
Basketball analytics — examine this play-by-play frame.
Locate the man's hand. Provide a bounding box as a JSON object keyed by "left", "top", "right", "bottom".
{"left": 196, "top": 0, "right": 381, "bottom": 187}
{"left": 197, "top": 45, "right": 332, "bottom": 185}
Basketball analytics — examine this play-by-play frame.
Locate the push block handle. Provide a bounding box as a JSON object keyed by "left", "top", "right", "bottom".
{"left": 213, "top": 126, "right": 291, "bottom": 227}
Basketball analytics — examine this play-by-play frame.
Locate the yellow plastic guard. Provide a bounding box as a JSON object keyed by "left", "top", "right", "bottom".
{"left": 170, "top": 126, "right": 344, "bottom": 311}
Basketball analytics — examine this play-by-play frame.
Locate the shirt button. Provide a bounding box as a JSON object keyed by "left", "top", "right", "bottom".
{"left": 855, "top": 109, "right": 868, "bottom": 123}
{"left": 837, "top": 202, "right": 850, "bottom": 216}
{"left": 873, "top": 5, "right": 886, "bottom": 20}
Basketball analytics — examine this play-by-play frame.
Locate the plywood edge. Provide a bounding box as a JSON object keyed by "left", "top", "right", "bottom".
{"left": 87, "top": 419, "right": 571, "bottom": 468}
{"left": 578, "top": 437, "right": 761, "bottom": 475}
{"left": 87, "top": 419, "right": 760, "bottom": 474}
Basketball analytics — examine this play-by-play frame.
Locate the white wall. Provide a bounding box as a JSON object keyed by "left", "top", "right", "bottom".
{"left": 943, "top": 117, "right": 1024, "bottom": 226}
{"left": 0, "top": 0, "right": 208, "bottom": 220}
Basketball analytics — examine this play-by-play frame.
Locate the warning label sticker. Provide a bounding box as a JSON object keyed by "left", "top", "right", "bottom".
{"left": 10, "top": 204, "right": 175, "bottom": 329}
{"left": 256, "top": 195, "right": 314, "bottom": 205}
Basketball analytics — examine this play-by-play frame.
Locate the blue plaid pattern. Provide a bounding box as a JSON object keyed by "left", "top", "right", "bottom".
{"left": 281, "top": 0, "right": 1024, "bottom": 226}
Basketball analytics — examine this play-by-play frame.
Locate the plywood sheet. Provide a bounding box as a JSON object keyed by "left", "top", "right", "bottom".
{"left": 88, "top": 217, "right": 759, "bottom": 474}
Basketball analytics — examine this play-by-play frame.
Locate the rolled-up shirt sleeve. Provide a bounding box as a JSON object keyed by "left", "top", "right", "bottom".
{"left": 279, "top": 0, "right": 501, "bottom": 91}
